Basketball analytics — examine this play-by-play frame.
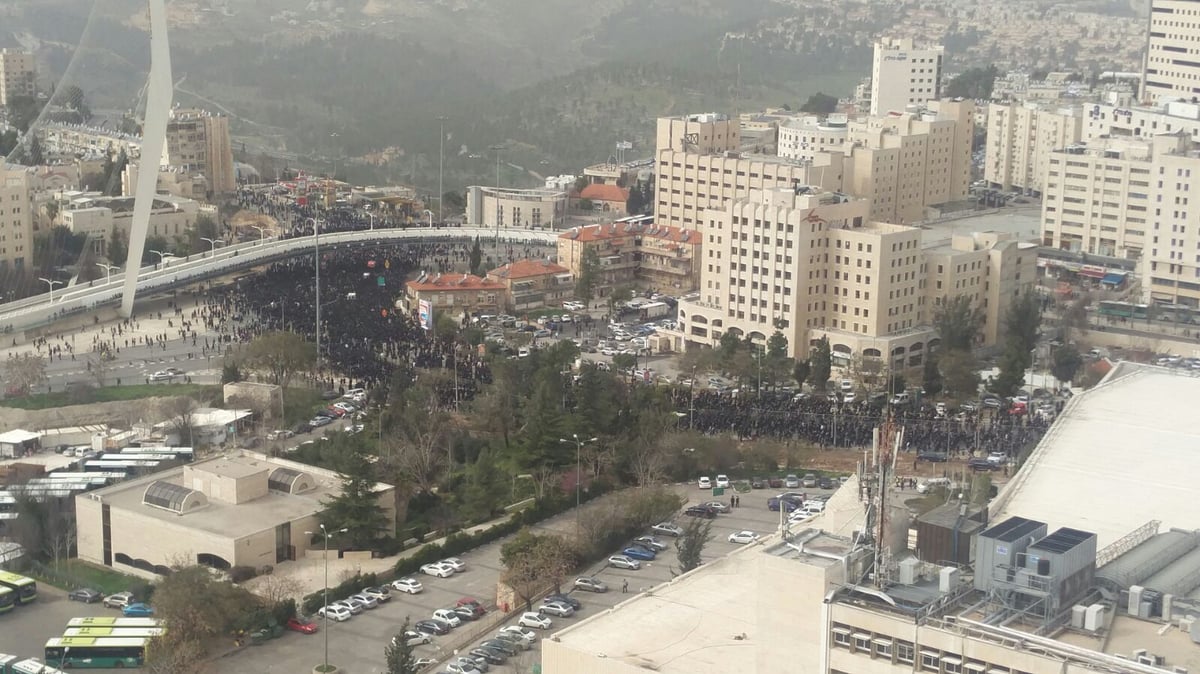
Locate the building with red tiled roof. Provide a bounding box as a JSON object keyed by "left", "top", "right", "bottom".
{"left": 557, "top": 220, "right": 701, "bottom": 296}
{"left": 486, "top": 259, "right": 574, "bottom": 311}
{"left": 576, "top": 184, "right": 630, "bottom": 215}
{"left": 403, "top": 272, "right": 507, "bottom": 315}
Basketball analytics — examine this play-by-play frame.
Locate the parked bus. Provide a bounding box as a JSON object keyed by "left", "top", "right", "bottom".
{"left": 0, "top": 572, "right": 36, "bottom": 604}
{"left": 64, "top": 627, "right": 164, "bottom": 638}
{"left": 66, "top": 617, "right": 161, "bottom": 629}
{"left": 0, "top": 587, "right": 14, "bottom": 614}
{"left": 44, "top": 637, "right": 146, "bottom": 669}
{"left": 0, "top": 654, "right": 67, "bottom": 674}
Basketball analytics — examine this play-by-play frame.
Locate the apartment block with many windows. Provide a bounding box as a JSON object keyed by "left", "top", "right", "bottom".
{"left": 0, "top": 48, "right": 35, "bottom": 106}
{"left": 870, "top": 37, "right": 944, "bottom": 116}
{"left": 163, "top": 108, "right": 236, "bottom": 195}
{"left": 0, "top": 166, "right": 32, "bottom": 275}
{"left": 1143, "top": 0, "right": 1200, "bottom": 104}
{"left": 556, "top": 221, "right": 702, "bottom": 297}
{"left": 985, "top": 101, "right": 1084, "bottom": 195}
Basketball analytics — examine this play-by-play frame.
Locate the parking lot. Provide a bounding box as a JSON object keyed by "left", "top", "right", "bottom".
{"left": 0, "top": 584, "right": 122, "bottom": 662}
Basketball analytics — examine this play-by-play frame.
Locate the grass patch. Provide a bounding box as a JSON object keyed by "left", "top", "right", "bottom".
{"left": 0, "top": 384, "right": 220, "bottom": 410}
{"left": 30, "top": 559, "right": 144, "bottom": 595}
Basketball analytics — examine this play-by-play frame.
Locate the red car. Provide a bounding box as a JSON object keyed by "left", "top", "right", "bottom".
{"left": 456, "top": 597, "right": 487, "bottom": 619}
{"left": 325, "top": 406, "right": 347, "bottom": 418}
{"left": 287, "top": 617, "right": 319, "bottom": 634}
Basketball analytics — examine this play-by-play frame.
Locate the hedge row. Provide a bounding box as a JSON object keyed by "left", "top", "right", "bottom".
{"left": 299, "top": 481, "right": 613, "bottom": 616}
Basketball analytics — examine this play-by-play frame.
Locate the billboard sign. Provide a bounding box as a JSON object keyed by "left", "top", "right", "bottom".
{"left": 418, "top": 299, "right": 433, "bottom": 330}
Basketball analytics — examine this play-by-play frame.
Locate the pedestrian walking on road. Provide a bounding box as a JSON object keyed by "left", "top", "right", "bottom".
{"left": 622, "top": 579, "right": 628, "bottom": 593}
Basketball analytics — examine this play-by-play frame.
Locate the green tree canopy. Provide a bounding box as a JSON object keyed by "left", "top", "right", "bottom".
{"left": 1051, "top": 344, "right": 1083, "bottom": 385}
{"left": 809, "top": 337, "right": 832, "bottom": 391}
{"left": 243, "top": 331, "right": 316, "bottom": 388}
{"left": 944, "top": 65, "right": 999, "bottom": 99}
{"left": 320, "top": 448, "right": 391, "bottom": 548}
{"left": 935, "top": 295, "right": 984, "bottom": 351}
{"left": 799, "top": 91, "right": 839, "bottom": 114}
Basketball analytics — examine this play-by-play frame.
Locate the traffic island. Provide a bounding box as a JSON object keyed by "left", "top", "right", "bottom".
{"left": 313, "top": 665, "right": 339, "bottom": 674}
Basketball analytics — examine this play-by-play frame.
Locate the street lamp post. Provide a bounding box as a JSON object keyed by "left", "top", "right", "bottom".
{"left": 423, "top": 209, "right": 433, "bottom": 228}
{"left": 488, "top": 144, "right": 507, "bottom": 245}
{"left": 305, "top": 524, "right": 348, "bottom": 673}
{"left": 559, "top": 434, "right": 598, "bottom": 527}
{"left": 305, "top": 217, "right": 324, "bottom": 371}
{"left": 148, "top": 249, "right": 170, "bottom": 269}
{"left": 200, "top": 237, "right": 223, "bottom": 256}
{"left": 436, "top": 115, "right": 448, "bottom": 223}
{"left": 366, "top": 212, "right": 376, "bottom": 231}
{"left": 95, "top": 263, "right": 120, "bottom": 284}
{"left": 38, "top": 277, "right": 64, "bottom": 302}
{"left": 251, "top": 225, "right": 268, "bottom": 244}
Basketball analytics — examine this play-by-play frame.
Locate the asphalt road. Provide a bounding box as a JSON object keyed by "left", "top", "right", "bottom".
{"left": 0, "top": 583, "right": 125, "bottom": 667}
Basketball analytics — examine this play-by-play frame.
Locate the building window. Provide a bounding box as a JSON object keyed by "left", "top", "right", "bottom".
{"left": 873, "top": 639, "right": 892, "bottom": 658}
{"left": 896, "top": 642, "right": 915, "bottom": 664}
{"left": 853, "top": 633, "right": 871, "bottom": 652}
{"left": 831, "top": 627, "right": 851, "bottom": 648}
{"left": 943, "top": 657, "right": 963, "bottom": 674}
{"left": 920, "top": 651, "right": 940, "bottom": 672}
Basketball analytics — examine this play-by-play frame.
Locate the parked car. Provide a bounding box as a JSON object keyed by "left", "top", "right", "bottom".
{"left": 414, "top": 619, "right": 450, "bottom": 636}
{"left": 632, "top": 535, "right": 668, "bottom": 551}
{"left": 917, "top": 452, "right": 949, "bottom": 463}
{"left": 801, "top": 473, "right": 819, "bottom": 488}
{"left": 768, "top": 496, "right": 801, "bottom": 512}
{"left": 750, "top": 476, "right": 766, "bottom": 489}
{"left": 446, "top": 661, "right": 482, "bottom": 674}
{"left": 103, "top": 592, "right": 135, "bottom": 609}
{"left": 967, "top": 457, "right": 995, "bottom": 471}
{"left": 490, "top": 632, "right": 531, "bottom": 652}
{"left": 68, "top": 588, "right": 102, "bottom": 603}
{"left": 768, "top": 476, "right": 784, "bottom": 489}
{"left": 728, "top": 530, "right": 759, "bottom": 544}
{"left": 456, "top": 597, "right": 487, "bottom": 618}
{"left": 608, "top": 555, "right": 641, "bottom": 570}
{"left": 622, "top": 545, "right": 656, "bottom": 561}
{"left": 433, "top": 608, "right": 463, "bottom": 627}
{"left": 539, "top": 600, "right": 575, "bottom": 617}
{"left": 441, "top": 557, "right": 467, "bottom": 572}
{"left": 391, "top": 577, "right": 424, "bottom": 594}
{"left": 497, "top": 625, "right": 538, "bottom": 646}
{"left": 817, "top": 476, "right": 835, "bottom": 489}
{"left": 122, "top": 603, "right": 154, "bottom": 617}
{"left": 349, "top": 592, "right": 379, "bottom": 609}
{"left": 479, "top": 640, "right": 519, "bottom": 658}
{"left": 715, "top": 474, "right": 730, "bottom": 488}
{"left": 317, "top": 604, "right": 352, "bottom": 622}
{"left": 684, "top": 505, "right": 718, "bottom": 519}
{"left": 470, "top": 648, "right": 507, "bottom": 665}
{"left": 697, "top": 476, "right": 712, "bottom": 489}
{"left": 651, "top": 522, "right": 683, "bottom": 537}
{"left": 784, "top": 474, "right": 800, "bottom": 488}
{"left": 574, "top": 576, "right": 608, "bottom": 593}
{"left": 700, "top": 500, "right": 730, "bottom": 513}
{"left": 545, "top": 593, "right": 582, "bottom": 610}
{"left": 453, "top": 605, "right": 481, "bottom": 621}
{"left": 309, "top": 415, "right": 334, "bottom": 428}
{"left": 518, "top": 611, "right": 552, "bottom": 630}
{"left": 286, "top": 616, "right": 319, "bottom": 634}
{"left": 421, "top": 562, "right": 455, "bottom": 578}
{"left": 266, "top": 429, "right": 295, "bottom": 440}
{"left": 336, "top": 599, "right": 365, "bottom": 615}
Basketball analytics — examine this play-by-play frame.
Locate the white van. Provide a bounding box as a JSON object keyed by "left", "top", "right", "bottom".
{"left": 916, "top": 477, "right": 953, "bottom": 494}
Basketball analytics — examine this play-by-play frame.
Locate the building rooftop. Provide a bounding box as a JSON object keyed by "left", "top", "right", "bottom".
{"left": 82, "top": 452, "right": 347, "bottom": 539}
{"left": 920, "top": 208, "right": 1042, "bottom": 248}
{"left": 578, "top": 183, "right": 629, "bottom": 203}
{"left": 487, "top": 259, "right": 569, "bottom": 279}
{"left": 992, "top": 363, "right": 1200, "bottom": 548}
{"left": 405, "top": 273, "right": 506, "bottom": 292}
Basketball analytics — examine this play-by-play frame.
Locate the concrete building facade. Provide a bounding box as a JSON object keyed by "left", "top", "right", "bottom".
{"left": 0, "top": 166, "right": 32, "bottom": 274}
{"left": 39, "top": 124, "right": 142, "bottom": 161}
{"left": 162, "top": 108, "right": 235, "bottom": 194}
{"left": 777, "top": 115, "right": 850, "bottom": 163}
{"left": 403, "top": 272, "right": 507, "bottom": 316}
{"left": 75, "top": 452, "right": 396, "bottom": 575}
{"left": 465, "top": 186, "right": 567, "bottom": 230}
{"left": 1143, "top": 0, "right": 1200, "bottom": 104}
{"left": 556, "top": 221, "right": 702, "bottom": 296}
{"left": 674, "top": 187, "right": 1034, "bottom": 366}
{"left": 60, "top": 193, "right": 200, "bottom": 257}
{"left": 870, "top": 37, "right": 944, "bottom": 116}
{"left": 985, "top": 101, "right": 1084, "bottom": 194}
{"left": 0, "top": 49, "right": 35, "bottom": 106}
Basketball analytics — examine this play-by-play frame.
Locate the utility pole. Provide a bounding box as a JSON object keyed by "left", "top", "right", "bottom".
{"left": 306, "top": 217, "right": 323, "bottom": 370}
{"left": 559, "top": 434, "right": 598, "bottom": 529}
{"left": 437, "top": 116, "right": 448, "bottom": 223}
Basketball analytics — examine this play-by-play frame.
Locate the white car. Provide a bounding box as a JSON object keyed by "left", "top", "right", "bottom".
{"left": 433, "top": 608, "right": 463, "bottom": 627}
{"left": 539, "top": 600, "right": 575, "bottom": 617}
{"left": 728, "top": 530, "right": 759, "bottom": 544}
{"left": 396, "top": 630, "right": 430, "bottom": 647}
{"left": 632, "top": 535, "right": 668, "bottom": 551}
{"left": 318, "top": 604, "right": 352, "bottom": 622}
{"left": 651, "top": 522, "right": 683, "bottom": 537}
{"left": 715, "top": 474, "right": 730, "bottom": 488}
{"left": 498, "top": 625, "right": 538, "bottom": 645}
{"left": 608, "top": 555, "right": 641, "bottom": 570}
{"left": 391, "top": 577, "right": 424, "bottom": 594}
{"left": 441, "top": 557, "right": 467, "bottom": 572}
{"left": 698, "top": 476, "right": 712, "bottom": 489}
{"left": 446, "top": 663, "right": 482, "bottom": 674}
{"left": 421, "top": 562, "right": 454, "bottom": 578}
{"left": 517, "top": 611, "right": 552, "bottom": 630}
{"left": 788, "top": 510, "right": 815, "bottom": 524}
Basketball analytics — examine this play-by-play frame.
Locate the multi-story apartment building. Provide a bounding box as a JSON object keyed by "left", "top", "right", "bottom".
{"left": 1039, "top": 137, "right": 1161, "bottom": 259}
{"left": 870, "top": 37, "right": 944, "bottom": 116}
{"left": 485, "top": 259, "right": 573, "bottom": 311}
{"left": 657, "top": 103, "right": 973, "bottom": 231}
{"left": 162, "top": 108, "right": 235, "bottom": 195}
{"left": 557, "top": 221, "right": 702, "bottom": 296}
{"left": 1143, "top": 0, "right": 1200, "bottom": 104}
{"left": 842, "top": 100, "right": 975, "bottom": 224}
{"left": 402, "top": 272, "right": 506, "bottom": 315}
{"left": 674, "top": 187, "right": 1033, "bottom": 365}
{"left": 777, "top": 115, "right": 849, "bottom": 163}
{"left": 0, "top": 49, "right": 35, "bottom": 106}
{"left": 985, "top": 101, "right": 1084, "bottom": 194}
{"left": 465, "top": 186, "right": 567, "bottom": 230}
{"left": 39, "top": 124, "right": 142, "bottom": 161}
{"left": 1082, "top": 99, "right": 1200, "bottom": 144}
{"left": 60, "top": 193, "right": 201, "bottom": 257}
{"left": 0, "top": 166, "right": 32, "bottom": 274}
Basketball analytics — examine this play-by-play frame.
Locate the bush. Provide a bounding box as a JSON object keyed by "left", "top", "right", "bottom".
{"left": 229, "top": 566, "right": 257, "bottom": 583}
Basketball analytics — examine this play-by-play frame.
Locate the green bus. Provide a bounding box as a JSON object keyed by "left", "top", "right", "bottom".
{"left": 66, "top": 617, "right": 161, "bottom": 629}
{"left": 0, "top": 572, "right": 36, "bottom": 605}
{"left": 0, "top": 654, "right": 68, "bottom": 674}
{"left": 44, "top": 637, "right": 146, "bottom": 669}
{"left": 64, "top": 627, "right": 164, "bottom": 638}
{"left": 0, "top": 587, "right": 14, "bottom": 614}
